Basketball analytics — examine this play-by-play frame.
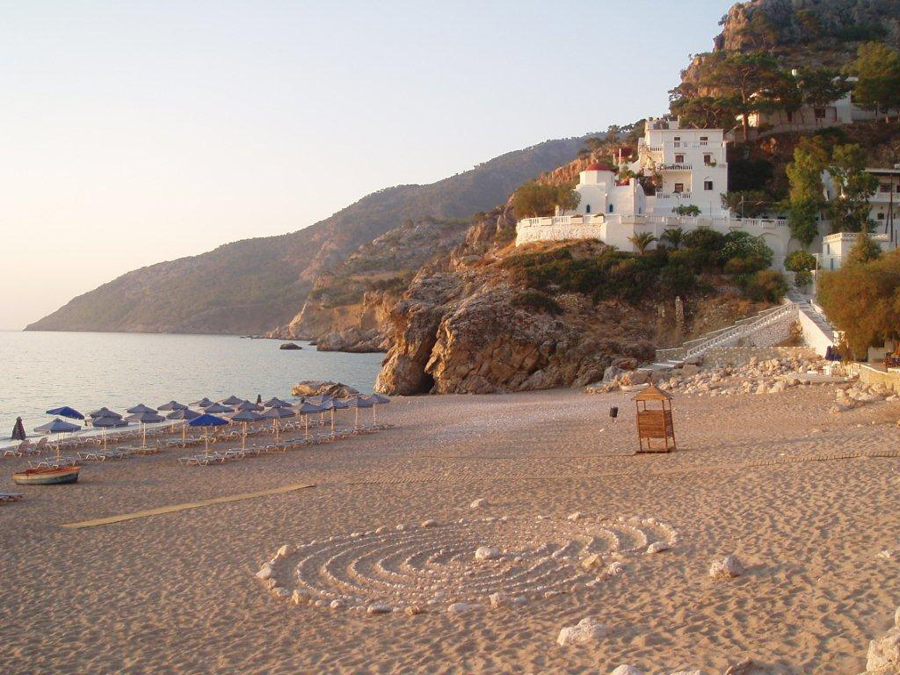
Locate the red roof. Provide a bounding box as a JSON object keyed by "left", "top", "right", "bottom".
{"left": 584, "top": 163, "right": 610, "bottom": 171}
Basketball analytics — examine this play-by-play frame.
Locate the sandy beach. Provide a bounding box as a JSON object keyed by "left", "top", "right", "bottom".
{"left": 2, "top": 385, "right": 899, "bottom": 674}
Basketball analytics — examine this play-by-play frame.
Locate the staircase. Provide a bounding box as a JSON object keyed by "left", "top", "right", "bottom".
{"left": 650, "top": 302, "right": 799, "bottom": 370}
{"left": 788, "top": 290, "right": 837, "bottom": 353}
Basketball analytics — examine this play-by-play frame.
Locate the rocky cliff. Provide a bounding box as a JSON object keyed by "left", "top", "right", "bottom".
{"left": 375, "top": 211, "right": 768, "bottom": 396}
{"left": 27, "top": 137, "right": 588, "bottom": 335}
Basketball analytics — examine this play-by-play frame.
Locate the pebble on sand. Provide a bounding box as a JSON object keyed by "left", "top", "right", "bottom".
{"left": 255, "top": 563, "right": 273, "bottom": 580}
{"left": 367, "top": 603, "right": 393, "bottom": 615}
{"left": 470, "top": 498, "right": 488, "bottom": 508}
{"left": 421, "top": 519, "right": 437, "bottom": 528}
{"left": 475, "top": 546, "right": 501, "bottom": 561}
{"left": 557, "top": 617, "right": 609, "bottom": 646}
{"left": 646, "top": 541, "right": 670, "bottom": 554}
{"left": 709, "top": 554, "right": 745, "bottom": 580}
{"left": 447, "top": 603, "right": 472, "bottom": 614}
{"left": 606, "top": 562, "right": 626, "bottom": 576}
{"left": 610, "top": 666, "right": 644, "bottom": 675}
{"left": 489, "top": 592, "right": 507, "bottom": 609}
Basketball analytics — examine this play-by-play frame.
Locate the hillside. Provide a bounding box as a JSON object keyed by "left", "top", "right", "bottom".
{"left": 26, "top": 137, "right": 588, "bottom": 335}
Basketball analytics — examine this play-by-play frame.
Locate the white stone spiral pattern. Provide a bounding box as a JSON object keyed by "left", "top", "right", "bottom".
{"left": 258, "top": 515, "right": 678, "bottom": 613}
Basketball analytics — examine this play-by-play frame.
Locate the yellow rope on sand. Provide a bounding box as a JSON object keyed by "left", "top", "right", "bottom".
{"left": 62, "top": 482, "right": 317, "bottom": 529}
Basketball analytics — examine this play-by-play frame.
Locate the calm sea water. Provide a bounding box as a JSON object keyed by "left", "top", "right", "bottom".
{"left": 0, "top": 331, "right": 384, "bottom": 438}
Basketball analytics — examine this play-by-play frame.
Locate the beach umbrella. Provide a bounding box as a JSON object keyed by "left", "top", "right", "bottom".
{"left": 46, "top": 406, "right": 85, "bottom": 421}
{"left": 89, "top": 407, "right": 123, "bottom": 420}
{"left": 92, "top": 415, "right": 128, "bottom": 449}
{"left": 166, "top": 408, "right": 201, "bottom": 443}
{"left": 11, "top": 417, "right": 26, "bottom": 441}
{"left": 126, "top": 411, "right": 165, "bottom": 448}
{"left": 295, "top": 402, "right": 323, "bottom": 438}
{"left": 189, "top": 413, "right": 229, "bottom": 457}
{"left": 204, "top": 403, "right": 234, "bottom": 414}
{"left": 262, "top": 406, "right": 294, "bottom": 444}
{"left": 235, "top": 399, "right": 263, "bottom": 412}
{"left": 191, "top": 397, "right": 215, "bottom": 408}
{"left": 264, "top": 397, "right": 292, "bottom": 408}
{"left": 220, "top": 395, "right": 244, "bottom": 406}
{"left": 158, "top": 400, "right": 188, "bottom": 411}
{"left": 127, "top": 403, "right": 157, "bottom": 414}
{"left": 344, "top": 396, "right": 373, "bottom": 428}
{"left": 34, "top": 418, "right": 81, "bottom": 462}
{"left": 328, "top": 398, "right": 350, "bottom": 431}
{"left": 365, "top": 394, "right": 390, "bottom": 424}
{"left": 231, "top": 410, "right": 263, "bottom": 450}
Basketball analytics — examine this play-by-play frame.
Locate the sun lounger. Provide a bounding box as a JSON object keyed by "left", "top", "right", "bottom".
{"left": 0, "top": 493, "right": 23, "bottom": 504}
{"left": 28, "top": 455, "right": 81, "bottom": 469}
{"left": 3, "top": 440, "right": 28, "bottom": 458}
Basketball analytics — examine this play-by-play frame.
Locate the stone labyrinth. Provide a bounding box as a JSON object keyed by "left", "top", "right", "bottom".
{"left": 256, "top": 514, "right": 679, "bottom": 614}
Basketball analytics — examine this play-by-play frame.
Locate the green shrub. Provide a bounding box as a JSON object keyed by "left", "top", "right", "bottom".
{"left": 658, "top": 263, "right": 696, "bottom": 297}
{"left": 743, "top": 269, "right": 788, "bottom": 302}
{"left": 511, "top": 291, "right": 563, "bottom": 315}
{"left": 784, "top": 249, "right": 817, "bottom": 273}
{"left": 724, "top": 255, "right": 768, "bottom": 275}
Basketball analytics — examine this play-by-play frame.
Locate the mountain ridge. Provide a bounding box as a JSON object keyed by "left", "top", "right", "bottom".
{"left": 26, "top": 136, "right": 589, "bottom": 335}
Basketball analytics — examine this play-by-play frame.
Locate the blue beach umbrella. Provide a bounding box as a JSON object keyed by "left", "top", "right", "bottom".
{"left": 189, "top": 413, "right": 229, "bottom": 457}
{"left": 166, "top": 408, "right": 200, "bottom": 442}
{"left": 126, "top": 411, "right": 165, "bottom": 448}
{"left": 262, "top": 406, "right": 294, "bottom": 443}
{"left": 295, "top": 401, "right": 324, "bottom": 437}
{"left": 344, "top": 396, "right": 374, "bottom": 428}
{"left": 34, "top": 418, "right": 82, "bottom": 461}
{"left": 46, "top": 406, "right": 85, "bottom": 421}
{"left": 90, "top": 407, "right": 123, "bottom": 420}
{"left": 92, "top": 414, "right": 128, "bottom": 449}
{"left": 231, "top": 409, "right": 264, "bottom": 450}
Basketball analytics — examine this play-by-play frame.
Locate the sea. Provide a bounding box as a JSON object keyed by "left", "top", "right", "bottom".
{"left": 0, "top": 331, "right": 384, "bottom": 439}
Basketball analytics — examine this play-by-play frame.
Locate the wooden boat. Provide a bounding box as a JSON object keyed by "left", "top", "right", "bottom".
{"left": 12, "top": 466, "right": 80, "bottom": 485}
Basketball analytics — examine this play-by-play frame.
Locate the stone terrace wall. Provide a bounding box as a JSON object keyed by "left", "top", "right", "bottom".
{"left": 702, "top": 345, "right": 818, "bottom": 368}
{"left": 515, "top": 224, "right": 601, "bottom": 246}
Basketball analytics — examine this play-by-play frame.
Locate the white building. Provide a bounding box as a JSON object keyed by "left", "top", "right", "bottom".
{"left": 819, "top": 232, "right": 893, "bottom": 271}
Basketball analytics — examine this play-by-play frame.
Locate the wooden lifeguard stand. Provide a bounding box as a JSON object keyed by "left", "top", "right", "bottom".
{"left": 632, "top": 384, "right": 676, "bottom": 453}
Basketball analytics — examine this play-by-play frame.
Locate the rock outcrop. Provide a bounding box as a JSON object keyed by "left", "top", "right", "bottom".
{"left": 316, "top": 327, "right": 390, "bottom": 353}
{"left": 291, "top": 381, "right": 360, "bottom": 398}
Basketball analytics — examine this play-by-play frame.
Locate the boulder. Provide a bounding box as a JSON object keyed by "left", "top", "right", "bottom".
{"left": 470, "top": 498, "right": 488, "bottom": 509}
{"left": 556, "top": 617, "right": 609, "bottom": 646}
{"left": 291, "top": 380, "right": 359, "bottom": 398}
{"left": 610, "top": 666, "right": 644, "bottom": 675}
{"left": 475, "top": 546, "right": 501, "bottom": 561}
{"left": 646, "top": 541, "right": 670, "bottom": 554}
{"left": 709, "top": 554, "right": 745, "bottom": 580}
{"left": 606, "top": 561, "right": 626, "bottom": 576}
{"left": 680, "top": 364, "right": 700, "bottom": 376}
{"left": 279, "top": 342, "right": 302, "bottom": 350}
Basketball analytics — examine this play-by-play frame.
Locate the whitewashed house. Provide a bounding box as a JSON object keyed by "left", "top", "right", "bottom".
{"left": 819, "top": 231, "right": 893, "bottom": 270}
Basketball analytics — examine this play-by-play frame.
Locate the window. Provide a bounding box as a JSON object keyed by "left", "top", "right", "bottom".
{"left": 825, "top": 244, "right": 830, "bottom": 254}
{"left": 704, "top": 180, "right": 714, "bottom": 191}
{"left": 786, "top": 111, "right": 794, "bottom": 123}
{"left": 814, "top": 107, "right": 826, "bottom": 119}
{"left": 881, "top": 184, "right": 892, "bottom": 193}
{"left": 585, "top": 204, "right": 591, "bottom": 214}
{"left": 700, "top": 136, "right": 708, "bottom": 142}
{"left": 608, "top": 204, "right": 614, "bottom": 214}
{"left": 878, "top": 212, "right": 885, "bottom": 220}
{"left": 674, "top": 183, "right": 684, "bottom": 194}
{"left": 675, "top": 154, "right": 685, "bottom": 164}
{"left": 703, "top": 154, "right": 712, "bottom": 165}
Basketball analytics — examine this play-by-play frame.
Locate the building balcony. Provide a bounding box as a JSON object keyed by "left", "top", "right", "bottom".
{"left": 658, "top": 163, "right": 692, "bottom": 172}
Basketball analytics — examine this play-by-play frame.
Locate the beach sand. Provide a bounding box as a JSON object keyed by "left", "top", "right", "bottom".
{"left": 1, "top": 386, "right": 899, "bottom": 674}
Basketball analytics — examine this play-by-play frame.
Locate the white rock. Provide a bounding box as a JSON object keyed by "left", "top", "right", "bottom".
{"left": 511, "top": 596, "right": 528, "bottom": 606}
{"left": 556, "top": 617, "right": 609, "bottom": 646}
{"left": 470, "top": 498, "right": 488, "bottom": 508}
{"left": 367, "top": 603, "right": 392, "bottom": 615}
{"left": 421, "top": 519, "right": 437, "bottom": 528}
{"left": 275, "top": 544, "right": 293, "bottom": 558}
{"left": 646, "top": 541, "right": 670, "bottom": 554}
{"left": 581, "top": 553, "right": 603, "bottom": 571}
{"left": 867, "top": 628, "right": 900, "bottom": 671}
{"left": 610, "top": 667, "right": 644, "bottom": 675}
{"left": 405, "top": 605, "right": 423, "bottom": 616}
{"left": 489, "top": 592, "right": 507, "bottom": 609}
{"left": 475, "top": 546, "right": 501, "bottom": 561}
{"left": 568, "top": 511, "right": 583, "bottom": 521}
{"left": 255, "top": 563, "right": 273, "bottom": 580}
{"left": 709, "top": 554, "right": 745, "bottom": 580}
{"left": 396, "top": 524, "right": 406, "bottom": 531}
{"left": 447, "top": 603, "right": 472, "bottom": 614}
{"left": 330, "top": 599, "right": 345, "bottom": 609}
{"left": 606, "top": 562, "right": 626, "bottom": 576}
{"left": 291, "top": 590, "right": 305, "bottom": 605}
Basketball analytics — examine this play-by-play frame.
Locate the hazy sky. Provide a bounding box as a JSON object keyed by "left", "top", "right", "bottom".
{"left": 1, "top": 0, "right": 730, "bottom": 330}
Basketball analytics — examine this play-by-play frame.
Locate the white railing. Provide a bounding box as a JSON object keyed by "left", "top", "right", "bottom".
{"left": 655, "top": 303, "right": 798, "bottom": 363}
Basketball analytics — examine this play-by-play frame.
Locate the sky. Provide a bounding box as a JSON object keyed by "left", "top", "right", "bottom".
{"left": 0, "top": 0, "right": 731, "bottom": 330}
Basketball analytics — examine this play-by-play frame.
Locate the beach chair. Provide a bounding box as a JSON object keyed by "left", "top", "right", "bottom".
{"left": 3, "top": 440, "right": 28, "bottom": 458}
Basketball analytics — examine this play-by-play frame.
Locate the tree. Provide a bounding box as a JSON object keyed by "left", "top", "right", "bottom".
{"left": 827, "top": 144, "right": 878, "bottom": 233}
{"left": 512, "top": 182, "right": 580, "bottom": 218}
{"left": 661, "top": 227, "right": 685, "bottom": 250}
{"left": 785, "top": 250, "right": 817, "bottom": 273}
{"left": 795, "top": 67, "right": 850, "bottom": 107}
{"left": 694, "top": 51, "right": 788, "bottom": 141}
{"left": 845, "top": 231, "right": 882, "bottom": 267}
{"left": 670, "top": 95, "right": 741, "bottom": 131}
{"left": 850, "top": 42, "right": 900, "bottom": 119}
{"left": 786, "top": 137, "right": 829, "bottom": 247}
{"left": 628, "top": 232, "right": 657, "bottom": 254}
{"left": 818, "top": 250, "right": 900, "bottom": 355}
{"left": 722, "top": 190, "right": 771, "bottom": 218}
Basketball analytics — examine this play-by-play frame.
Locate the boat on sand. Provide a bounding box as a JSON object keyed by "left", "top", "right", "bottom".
{"left": 12, "top": 466, "right": 80, "bottom": 485}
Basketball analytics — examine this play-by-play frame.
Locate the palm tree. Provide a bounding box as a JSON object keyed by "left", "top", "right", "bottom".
{"left": 661, "top": 227, "right": 685, "bottom": 250}
{"left": 628, "top": 232, "right": 657, "bottom": 254}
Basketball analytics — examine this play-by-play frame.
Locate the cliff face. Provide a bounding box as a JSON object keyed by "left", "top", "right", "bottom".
{"left": 27, "top": 137, "right": 588, "bottom": 335}
{"left": 374, "top": 215, "right": 765, "bottom": 396}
